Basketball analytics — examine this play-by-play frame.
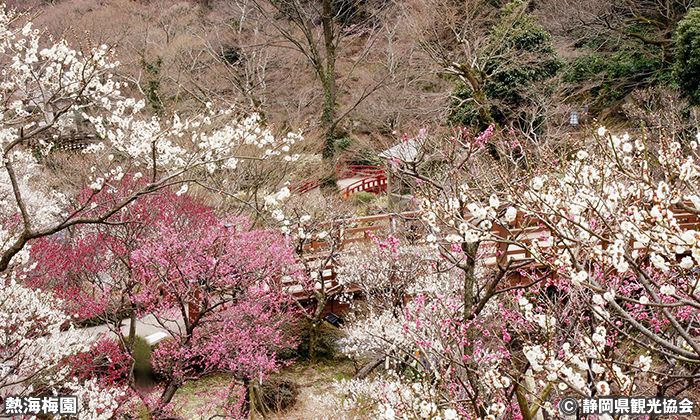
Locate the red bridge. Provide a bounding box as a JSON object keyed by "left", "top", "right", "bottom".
{"left": 291, "top": 165, "right": 387, "bottom": 197}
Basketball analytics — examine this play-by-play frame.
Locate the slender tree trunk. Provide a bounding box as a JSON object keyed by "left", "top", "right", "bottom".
{"left": 455, "top": 65, "right": 494, "bottom": 127}
{"left": 153, "top": 381, "right": 181, "bottom": 419}
{"left": 321, "top": 0, "right": 338, "bottom": 159}
{"left": 472, "top": 88, "right": 494, "bottom": 127}
{"left": 308, "top": 320, "right": 322, "bottom": 361}
{"left": 128, "top": 307, "right": 137, "bottom": 347}
{"left": 461, "top": 241, "right": 478, "bottom": 320}
{"left": 459, "top": 240, "right": 487, "bottom": 417}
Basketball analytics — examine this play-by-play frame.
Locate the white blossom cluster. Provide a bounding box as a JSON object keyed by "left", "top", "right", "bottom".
{"left": 66, "top": 378, "right": 129, "bottom": 420}
{"left": 264, "top": 188, "right": 340, "bottom": 240}
{"left": 417, "top": 128, "right": 700, "bottom": 292}
{"left": 522, "top": 335, "right": 635, "bottom": 397}
{"left": 417, "top": 129, "right": 700, "bottom": 346}
{"left": 332, "top": 243, "right": 515, "bottom": 419}
{"left": 516, "top": 292, "right": 646, "bottom": 399}
{"left": 419, "top": 188, "right": 520, "bottom": 250}
{"left": 337, "top": 244, "right": 457, "bottom": 357}
{"left": 0, "top": 156, "right": 65, "bottom": 229}
{"left": 0, "top": 275, "right": 95, "bottom": 393}
{"left": 514, "top": 133, "right": 700, "bottom": 283}
{"left": 82, "top": 109, "right": 302, "bottom": 173}
{"left": 0, "top": 4, "right": 306, "bottom": 274}
{"left": 517, "top": 296, "right": 556, "bottom": 332}
{"left": 331, "top": 376, "right": 462, "bottom": 420}
{"left": 383, "top": 125, "right": 700, "bottom": 415}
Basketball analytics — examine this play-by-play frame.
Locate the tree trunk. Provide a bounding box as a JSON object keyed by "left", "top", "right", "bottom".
{"left": 153, "top": 381, "right": 181, "bottom": 419}
{"left": 321, "top": 0, "right": 338, "bottom": 159}
{"left": 308, "top": 320, "right": 322, "bottom": 361}
{"left": 472, "top": 88, "right": 494, "bottom": 127}
{"left": 322, "top": 91, "right": 336, "bottom": 159}
{"left": 453, "top": 64, "right": 494, "bottom": 128}
{"left": 459, "top": 240, "right": 487, "bottom": 417}
{"left": 461, "top": 241, "right": 479, "bottom": 321}
{"left": 128, "top": 307, "right": 137, "bottom": 347}
{"left": 355, "top": 356, "right": 384, "bottom": 379}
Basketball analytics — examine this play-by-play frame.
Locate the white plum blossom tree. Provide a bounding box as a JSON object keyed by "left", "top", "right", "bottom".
{"left": 0, "top": 3, "right": 303, "bottom": 417}
{"left": 0, "top": 4, "right": 302, "bottom": 272}
{"left": 318, "top": 125, "right": 700, "bottom": 419}
{"left": 0, "top": 274, "right": 129, "bottom": 417}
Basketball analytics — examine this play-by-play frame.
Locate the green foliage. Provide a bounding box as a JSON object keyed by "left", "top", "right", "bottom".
{"left": 448, "top": 0, "right": 560, "bottom": 127}
{"left": 352, "top": 191, "right": 376, "bottom": 204}
{"left": 448, "top": 83, "right": 481, "bottom": 127}
{"left": 674, "top": 8, "right": 700, "bottom": 105}
{"left": 334, "top": 137, "right": 354, "bottom": 152}
{"left": 222, "top": 46, "right": 241, "bottom": 65}
{"left": 134, "top": 336, "right": 156, "bottom": 387}
{"left": 140, "top": 57, "right": 163, "bottom": 114}
{"left": 564, "top": 47, "right": 666, "bottom": 107}
{"left": 295, "top": 322, "right": 342, "bottom": 361}
{"left": 348, "top": 147, "right": 383, "bottom": 167}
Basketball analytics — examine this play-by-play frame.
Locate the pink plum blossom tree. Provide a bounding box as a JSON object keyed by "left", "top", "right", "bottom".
{"left": 25, "top": 184, "right": 299, "bottom": 418}
{"left": 128, "top": 207, "right": 298, "bottom": 418}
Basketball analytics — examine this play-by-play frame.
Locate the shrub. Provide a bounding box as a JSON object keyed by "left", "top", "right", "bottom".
{"left": 258, "top": 378, "right": 300, "bottom": 412}
{"left": 674, "top": 8, "right": 700, "bottom": 105}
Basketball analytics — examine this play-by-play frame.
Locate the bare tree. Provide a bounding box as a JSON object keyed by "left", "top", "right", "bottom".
{"left": 537, "top": 0, "right": 696, "bottom": 64}
{"left": 250, "top": 0, "right": 388, "bottom": 159}
{"left": 407, "top": 0, "right": 560, "bottom": 130}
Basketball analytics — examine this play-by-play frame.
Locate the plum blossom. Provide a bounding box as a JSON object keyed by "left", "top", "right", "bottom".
{"left": 504, "top": 206, "right": 517, "bottom": 223}
{"left": 531, "top": 176, "right": 544, "bottom": 191}
{"left": 638, "top": 355, "right": 652, "bottom": 372}
{"left": 660, "top": 284, "right": 676, "bottom": 295}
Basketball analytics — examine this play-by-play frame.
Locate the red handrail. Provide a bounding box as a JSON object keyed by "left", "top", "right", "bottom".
{"left": 341, "top": 175, "right": 387, "bottom": 198}
{"left": 337, "top": 165, "right": 385, "bottom": 179}
{"left": 291, "top": 166, "right": 386, "bottom": 194}
{"left": 291, "top": 177, "right": 322, "bottom": 194}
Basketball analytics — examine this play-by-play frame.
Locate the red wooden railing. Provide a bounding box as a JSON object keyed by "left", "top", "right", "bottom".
{"left": 290, "top": 165, "right": 388, "bottom": 196}
{"left": 284, "top": 206, "right": 700, "bottom": 314}
{"left": 290, "top": 177, "right": 322, "bottom": 194}
{"left": 340, "top": 175, "right": 387, "bottom": 198}
{"left": 288, "top": 212, "right": 421, "bottom": 303}
{"left": 337, "top": 165, "right": 386, "bottom": 178}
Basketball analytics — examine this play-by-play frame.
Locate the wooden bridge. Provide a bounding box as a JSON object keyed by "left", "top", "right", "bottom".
{"left": 286, "top": 206, "right": 700, "bottom": 316}
{"left": 291, "top": 165, "right": 388, "bottom": 197}
{"left": 284, "top": 211, "right": 420, "bottom": 318}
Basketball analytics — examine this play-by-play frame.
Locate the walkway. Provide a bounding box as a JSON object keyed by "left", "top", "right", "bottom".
{"left": 80, "top": 314, "right": 181, "bottom": 345}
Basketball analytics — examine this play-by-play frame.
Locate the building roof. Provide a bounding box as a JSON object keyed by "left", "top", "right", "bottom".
{"left": 378, "top": 139, "right": 421, "bottom": 163}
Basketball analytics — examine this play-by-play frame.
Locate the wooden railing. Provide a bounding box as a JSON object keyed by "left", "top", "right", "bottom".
{"left": 288, "top": 206, "right": 700, "bottom": 313}
{"left": 290, "top": 165, "right": 387, "bottom": 195}
{"left": 290, "top": 177, "right": 322, "bottom": 194}
{"left": 485, "top": 208, "right": 700, "bottom": 288}
{"left": 300, "top": 211, "right": 420, "bottom": 251}
{"left": 340, "top": 175, "right": 388, "bottom": 198}
{"left": 337, "top": 165, "right": 385, "bottom": 178}
{"left": 289, "top": 212, "right": 421, "bottom": 302}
